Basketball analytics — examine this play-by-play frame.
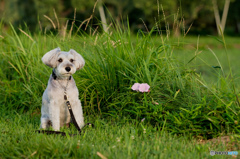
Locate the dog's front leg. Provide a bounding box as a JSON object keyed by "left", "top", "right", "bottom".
{"left": 72, "top": 100, "right": 85, "bottom": 128}
{"left": 49, "top": 101, "right": 61, "bottom": 131}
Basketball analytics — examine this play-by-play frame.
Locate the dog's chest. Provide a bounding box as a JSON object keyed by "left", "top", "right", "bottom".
{"left": 49, "top": 80, "right": 78, "bottom": 118}
{"left": 57, "top": 86, "right": 78, "bottom": 108}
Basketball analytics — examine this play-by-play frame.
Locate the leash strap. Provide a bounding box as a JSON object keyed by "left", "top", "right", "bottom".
{"left": 36, "top": 130, "right": 68, "bottom": 136}
{"left": 65, "top": 96, "right": 81, "bottom": 134}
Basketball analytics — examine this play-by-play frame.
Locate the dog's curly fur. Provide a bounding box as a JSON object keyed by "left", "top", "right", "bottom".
{"left": 40, "top": 47, "right": 85, "bottom": 131}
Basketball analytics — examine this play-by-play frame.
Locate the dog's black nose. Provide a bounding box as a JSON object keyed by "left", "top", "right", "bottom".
{"left": 65, "top": 67, "right": 71, "bottom": 72}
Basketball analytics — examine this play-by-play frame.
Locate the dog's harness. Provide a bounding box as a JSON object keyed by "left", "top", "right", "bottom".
{"left": 36, "top": 70, "right": 93, "bottom": 136}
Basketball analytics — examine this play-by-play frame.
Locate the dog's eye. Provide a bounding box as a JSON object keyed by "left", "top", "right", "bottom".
{"left": 58, "top": 58, "right": 63, "bottom": 62}
{"left": 70, "top": 59, "right": 74, "bottom": 63}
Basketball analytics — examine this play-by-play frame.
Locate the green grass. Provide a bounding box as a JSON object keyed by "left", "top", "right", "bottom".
{"left": 173, "top": 48, "right": 240, "bottom": 84}
{"left": 167, "top": 36, "right": 240, "bottom": 86}
{"left": 1, "top": 112, "right": 239, "bottom": 159}
{"left": 0, "top": 20, "right": 240, "bottom": 158}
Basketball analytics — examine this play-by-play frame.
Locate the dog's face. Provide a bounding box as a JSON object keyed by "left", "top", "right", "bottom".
{"left": 42, "top": 48, "right": 85, "bottom": 78}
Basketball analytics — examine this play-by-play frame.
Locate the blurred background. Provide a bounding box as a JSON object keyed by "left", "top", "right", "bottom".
{"left": 0, "top": 0, "right": 239, "bottom": 36}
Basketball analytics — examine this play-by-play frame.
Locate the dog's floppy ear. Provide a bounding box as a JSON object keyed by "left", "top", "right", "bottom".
{"left": 42, "top": 47, "right": 61, "bottom": 68}
{"left": 69, "top": 49, "right": 85, "bottom": 70}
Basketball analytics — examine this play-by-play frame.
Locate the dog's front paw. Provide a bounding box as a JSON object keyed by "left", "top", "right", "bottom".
{"left": 52, "top": 122, "right": 60, "bottom": 131}
{"left": 77, "top": 120, "right": 85, "bottom": 128}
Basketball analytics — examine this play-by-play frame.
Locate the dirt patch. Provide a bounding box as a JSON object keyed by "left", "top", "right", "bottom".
{"left": 233, "top": 44, "right": 240, "bottom": 49}
{"left": 197, "top": 135, "right": 240, "bottom": 151}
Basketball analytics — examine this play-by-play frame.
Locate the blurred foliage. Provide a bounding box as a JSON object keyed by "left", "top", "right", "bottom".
{"left": 0, "top": 0, "right": 240, "bottom": 35}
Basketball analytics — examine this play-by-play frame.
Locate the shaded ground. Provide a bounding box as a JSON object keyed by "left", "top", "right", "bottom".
{"left": 197, "top": 135, "right": 240, "bottom": 158}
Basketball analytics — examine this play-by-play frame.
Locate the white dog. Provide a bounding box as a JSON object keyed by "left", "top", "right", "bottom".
{"left": 40, "top": 47, "right": 85, "bottom": 131}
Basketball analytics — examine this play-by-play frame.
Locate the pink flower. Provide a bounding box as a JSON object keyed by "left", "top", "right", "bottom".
{"left": 131, "top": 83, "right": 140, "bottom": 91}
{"left": 131, "top": 83, "right": 150, "bottom": 92}
{"left": 139, "top": 83, "right": 150, "bottom": 92}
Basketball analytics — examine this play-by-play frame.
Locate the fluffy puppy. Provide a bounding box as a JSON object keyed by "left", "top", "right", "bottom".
{"left": 40, "top": 47, "right": 85, "bottom": 131}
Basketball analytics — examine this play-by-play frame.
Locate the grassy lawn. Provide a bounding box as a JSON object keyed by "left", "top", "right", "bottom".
{"left": 0, "top": 111, "right": 239, "bottom": 159}
{"left": 0, "top": 25, "right": 240, "bottom": 158}
{"left": 154, "top": 36, "right": 240, "bottom": 87}
{"left": 174, "top": 46, "right": 240, "bottom": 87}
